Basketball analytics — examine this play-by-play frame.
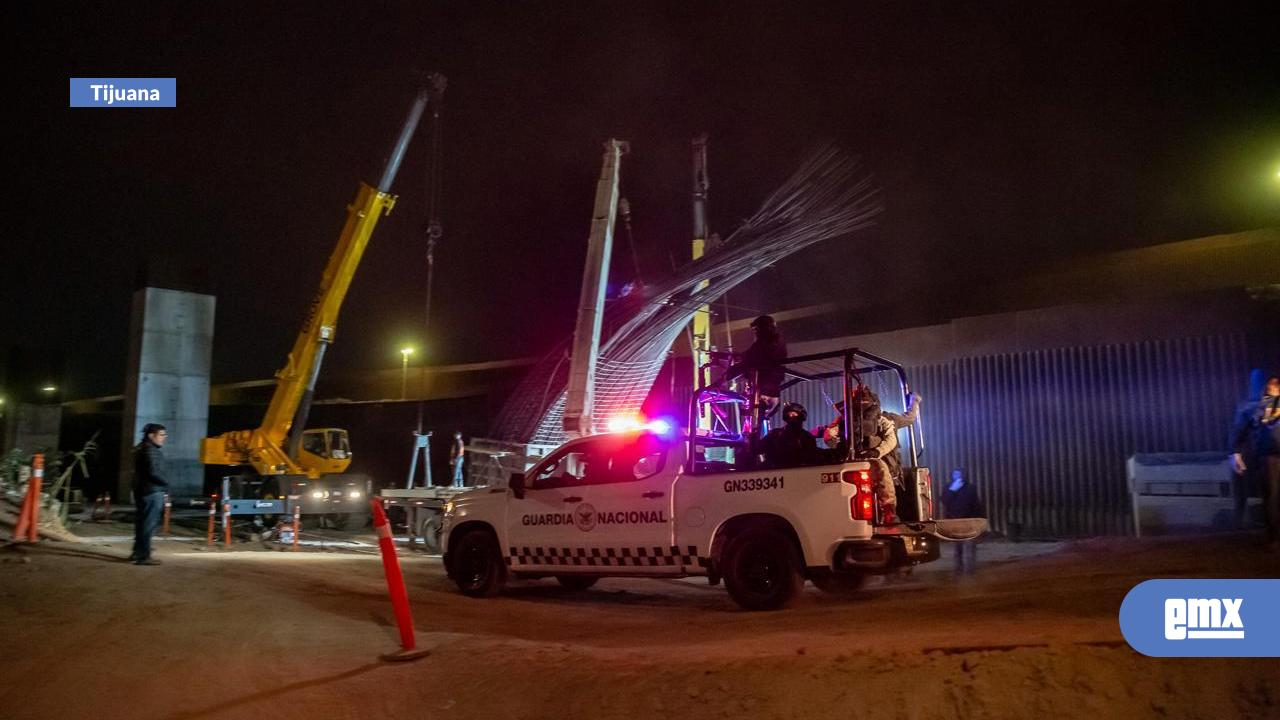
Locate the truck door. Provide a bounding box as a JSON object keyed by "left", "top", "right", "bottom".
{"left": 569, "top": 433, "right": 683, "bottom": 574}
{"left": 505, "top": 441, "right": 599, "bottom": 573}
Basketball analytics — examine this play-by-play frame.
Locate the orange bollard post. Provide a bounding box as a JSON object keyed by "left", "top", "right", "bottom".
{"left": 206, "top": 501, "right": 215, "bottom": 546}
{"left": 222, "top": 501, "right": 232, "bottom": 548}
{"left": 102, "top": 492, "right": 111, "bottom": 522}
{"left": 89, "top": 493, "right": 102, "bottom": 521}
{"left": 291, "top": 504, "right": 301, "bottom": 551}
{"left": 27, "top": 454, "right": 44, "bottom": 542}
{"left": 370, "top": 499, "right": 428, "bottom": 661}
{"left": 162, "top": 493, "right": 172, "bottom": 535}
{"left": 14, "top": 454, "right": 46, "bottom": 542}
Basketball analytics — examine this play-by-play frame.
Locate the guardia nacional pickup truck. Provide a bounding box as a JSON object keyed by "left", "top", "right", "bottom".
{"left": 442, "top": 348, "right": 985, "bottom": 610}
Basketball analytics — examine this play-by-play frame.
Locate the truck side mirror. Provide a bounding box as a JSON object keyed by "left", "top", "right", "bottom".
{"left": 509, "top": 472, "right": 526, "bottom": 500}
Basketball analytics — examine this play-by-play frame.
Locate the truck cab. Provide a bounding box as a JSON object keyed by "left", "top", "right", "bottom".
{"left": 442, "top": 347, "right": 986, "bottom": 610}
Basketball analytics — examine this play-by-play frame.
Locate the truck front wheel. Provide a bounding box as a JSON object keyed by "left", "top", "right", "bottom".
{"left": 452, "top": 529, "right": 506, "bottom": 597}
{"left": 722, "top": 529, "right": 804, "bottom": 611}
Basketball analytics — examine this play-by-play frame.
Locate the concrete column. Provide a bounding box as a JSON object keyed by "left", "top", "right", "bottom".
{"left": 119, "top": 287, "right": 215, "bottom": 501}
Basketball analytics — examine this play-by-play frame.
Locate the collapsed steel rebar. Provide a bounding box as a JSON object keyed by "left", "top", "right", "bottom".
{"left": 491, "top": 143, "right": 882, "bottom": 446}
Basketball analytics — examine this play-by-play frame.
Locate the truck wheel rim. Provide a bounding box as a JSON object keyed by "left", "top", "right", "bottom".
{"left": 461, "top": 543, "right": 489, "bottom": 587}
{"left": 743, "top": 549, "right": 781, "bottom": 595}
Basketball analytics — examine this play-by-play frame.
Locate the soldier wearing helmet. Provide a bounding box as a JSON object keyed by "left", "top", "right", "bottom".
{"left": 725, "top": 315, "right": 788, "bottom": 416}
{"left": 759, "top": 401, "right": 818, "bottom": 468}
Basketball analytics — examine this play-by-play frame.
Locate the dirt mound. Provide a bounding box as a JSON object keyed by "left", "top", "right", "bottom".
{"left": 0, "top": 497, "right": 81, "bottom": 543}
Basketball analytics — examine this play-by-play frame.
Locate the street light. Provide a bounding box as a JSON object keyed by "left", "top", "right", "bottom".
{"left": 400, "top": 347, "right": 414, "bottom": 400}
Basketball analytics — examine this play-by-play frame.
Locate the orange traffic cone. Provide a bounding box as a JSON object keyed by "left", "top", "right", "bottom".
{"left": 12, "top": 454, "right": 44, "bottom": 542}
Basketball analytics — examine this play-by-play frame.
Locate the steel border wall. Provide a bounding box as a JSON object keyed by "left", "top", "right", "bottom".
{"left": 780, "top": 334, "right": 1250, "bottom": 536}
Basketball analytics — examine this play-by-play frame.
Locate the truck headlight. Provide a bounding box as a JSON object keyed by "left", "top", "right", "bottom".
{"left": 311, "top": 490, "right": 326, "bottom": 499}
{"left": 348, "top": 490, "right": 361, "bottom": 500}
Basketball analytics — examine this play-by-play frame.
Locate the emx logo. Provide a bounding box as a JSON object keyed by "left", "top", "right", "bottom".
{"left": 1164, "top": 598, "right": 1244, "bottom": 640}
{"left": 1120, "top": 580, "right": 1278, "bottom": 657}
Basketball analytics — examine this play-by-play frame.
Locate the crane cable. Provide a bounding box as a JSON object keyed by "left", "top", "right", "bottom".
{"left": 423, "top": 74, "right": 447, "bottom": 330}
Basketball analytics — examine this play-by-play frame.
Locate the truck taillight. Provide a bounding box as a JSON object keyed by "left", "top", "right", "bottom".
{"left": 841, "top": 469, "right": 870, "bottom": 484}
{"left": 918, "top": 467, "right": 934, "bottom": 520}
{"left": 843, "top": 470, "right": 875, "bottom": 522}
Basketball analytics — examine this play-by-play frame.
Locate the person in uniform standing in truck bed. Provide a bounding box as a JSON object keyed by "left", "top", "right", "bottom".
{"left": 760, "top": 402, "right": 818, "bottom": 468}
{"left": 819, "top": 388, "right": 900, "bottom": 522}
{"left": 724, "top": 315, "right": 788, "bottom": 420}
{"left": 130, "top": 423, "right": 169, "bottom": 566}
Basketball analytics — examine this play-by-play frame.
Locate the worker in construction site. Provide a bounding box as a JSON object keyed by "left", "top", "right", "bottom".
{"left": 450, "top": 431, "right": 466, "bottom": 488}
{"left": 724, "top": 315, "right": 788, "bottom": 419}
{"left": 130, "top": 423, "right": 169, "bottom": 566}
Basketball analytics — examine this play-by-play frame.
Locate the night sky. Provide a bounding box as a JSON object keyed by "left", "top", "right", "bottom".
{"left": 7, "top": 1, "right": 1277, "bottom": 399}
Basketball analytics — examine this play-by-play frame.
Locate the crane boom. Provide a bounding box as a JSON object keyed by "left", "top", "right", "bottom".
{"left": 562, "top": 139, "right": 628, "bottom": 438}
{"left": 201, "top": 80, "right": 441, "bottom": 478}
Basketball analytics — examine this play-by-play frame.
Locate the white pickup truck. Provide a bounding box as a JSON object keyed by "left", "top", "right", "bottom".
{"left": 442, "top": 348, "right": 986, "bottom": 610}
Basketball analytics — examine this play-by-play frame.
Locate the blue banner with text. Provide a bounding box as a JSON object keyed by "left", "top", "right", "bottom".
{"left": 1119, "top": 579, "right": 1280, "bottom": 657}
{"left": 69, "top": 78, "right": 176, "bottom": 108}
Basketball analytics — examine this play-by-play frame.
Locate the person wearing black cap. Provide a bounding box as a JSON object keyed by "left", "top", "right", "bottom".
{"left": 725, "top": 315, "right": 788, "bottom": 415}
{"left": 130, "top": 423, "right": 169, "bottom": 565}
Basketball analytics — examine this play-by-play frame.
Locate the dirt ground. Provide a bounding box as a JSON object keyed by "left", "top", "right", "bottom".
{"left": 1, "top": 523, "right": 1276, "bottom": 720}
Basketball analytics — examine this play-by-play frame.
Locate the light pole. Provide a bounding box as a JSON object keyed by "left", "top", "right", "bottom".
{"left": 400, "top": 347, "right": 414, "bottom": 400}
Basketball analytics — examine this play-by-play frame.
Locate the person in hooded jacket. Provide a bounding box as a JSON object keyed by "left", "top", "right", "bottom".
{"left": 942, "top": 468, "right": 985, "bottom": 575}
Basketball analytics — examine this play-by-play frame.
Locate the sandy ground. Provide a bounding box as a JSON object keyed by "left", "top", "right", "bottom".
{"left": 1, "top": 522, "right": 1277, "bottom": 720}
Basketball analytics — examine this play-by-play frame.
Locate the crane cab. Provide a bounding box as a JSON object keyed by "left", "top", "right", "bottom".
{"left": 298, "top": 428, "right": 353, "bottom": 476}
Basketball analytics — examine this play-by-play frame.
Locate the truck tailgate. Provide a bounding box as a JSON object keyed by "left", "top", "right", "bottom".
{"left": 877, "top": 518, "right": 988, "bottom": 541}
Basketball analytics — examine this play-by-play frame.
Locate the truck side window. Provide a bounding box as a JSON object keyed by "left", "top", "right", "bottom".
{"left": 585, "top": 435, "right": 669, "bottom": 485}
{"left": 691, "top": 439, "right": 748, "bottom": 474}
{"left": 533, "top": 449, "right": 587, "bottom": 488}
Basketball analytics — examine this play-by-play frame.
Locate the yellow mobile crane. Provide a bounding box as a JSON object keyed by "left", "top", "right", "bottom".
{"left": 201, "top": 77, "right": 445, "bottom": 514}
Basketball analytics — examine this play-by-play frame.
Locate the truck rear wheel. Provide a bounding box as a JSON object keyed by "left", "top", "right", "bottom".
{"left": 452, "top": 529, "right": 506, "bottom": 597}
{"left": 722, "top": 528, "right": 804, "bottom": 611}
{"left": 555, "top": 575, "right": 598, "bottom": 591}
{"left": 414, "top": 513, "right": 442, "bottom": 553}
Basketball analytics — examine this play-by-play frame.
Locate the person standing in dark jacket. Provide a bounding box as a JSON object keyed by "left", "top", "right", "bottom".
{"left": 1229, "top": 370, "right": 1267, "bottom": 529}
{"left": 130, "top": 423, "right": 169, "bottom": 565}
{"left": 942, "top": 468, "right": 984, "bottom": 575}
{"left": 1235, "top": 375, "right": 1280, "bottom": 551}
